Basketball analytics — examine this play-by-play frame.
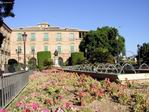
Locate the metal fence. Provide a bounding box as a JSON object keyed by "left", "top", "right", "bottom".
{"left": 0, "top": 70, "right": 31, "bottom": 108}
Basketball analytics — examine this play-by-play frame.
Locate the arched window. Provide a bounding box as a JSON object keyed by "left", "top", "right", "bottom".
{"left": 56, "top": 43, "right": 62, "bottom": 53}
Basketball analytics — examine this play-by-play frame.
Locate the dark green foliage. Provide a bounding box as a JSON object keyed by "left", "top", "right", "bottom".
{"left": 90, "top": 48, "right": 115, "bottom": 63}
{"left": 43, "top": 58, "right": 53, "bottom": 68}
{"left": 37, "top": 51, "right": 52, "bottom": 69}
{"left": 79, "top": 26, "right": 125, "bottom": 63}
{"left": 0, "top": 0, "right": 15, "bottom": 25}
{"left": 70, "top": 52, "right": 85, "bottom": 65}
{"left": 137, "top": 43, "right": 149, "bottom": 64}
{"left": 28, "top": 57, "right": 37, "bottom": 70}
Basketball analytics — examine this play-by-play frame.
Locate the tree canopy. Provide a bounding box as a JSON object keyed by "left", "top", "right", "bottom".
{"left": 79, "top": 26, "right": 125, "bottom": 63}
{"left": 137, "top": 43, "right": 149, "bottom": 65}
{"left": 0, "top": 0, "right": 15, "bottom": 25}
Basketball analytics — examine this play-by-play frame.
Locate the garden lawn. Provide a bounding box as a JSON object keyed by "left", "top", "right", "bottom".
{"left": 6, "top": 68, "right": 149, "bottom": 112}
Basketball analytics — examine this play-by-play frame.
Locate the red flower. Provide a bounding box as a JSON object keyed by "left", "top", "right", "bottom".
{"left": 23, "top": 109, "right": 31, "bottom": 112}
{"left": 96, "top": 89, "right": 104, "bottom": 97}
{"left": 79, "top": 91, "right": 86, "bottom": 97}
{"left": 45, "top": 99, "right": 51, "bottom": 105}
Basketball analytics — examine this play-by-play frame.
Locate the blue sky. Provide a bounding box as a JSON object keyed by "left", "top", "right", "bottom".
{"left": 4, "top": 0, "right": 149, "bottom": 56}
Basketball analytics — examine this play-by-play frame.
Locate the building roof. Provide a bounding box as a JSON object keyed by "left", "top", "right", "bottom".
{"left": 12, "top": 22, "right": 88, "bottom": 32}
{"left": 0, "top": 22, "right": 12, "bottom": 33}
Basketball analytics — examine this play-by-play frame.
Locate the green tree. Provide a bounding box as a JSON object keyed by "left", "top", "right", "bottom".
{"left": 90, "top": 48, "right": 114, "bottom": 63}
{"left": 79, "top": 26, "right": 125, "bottom": 63}
{"left": 70, "top": 52, "right": 85, "bottom": 65}
{"left": 0, "top": 0, "right": 15, "bottom": 25}
{"left": 137, "top": 43, "right": 149, "bottom": 64}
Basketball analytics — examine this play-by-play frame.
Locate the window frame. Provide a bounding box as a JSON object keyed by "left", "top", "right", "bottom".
{"left": 69, "top": 33, "right": 74, "bottom": 41}
{"left": 30, "top": 33, "right": 36, "bottom": 41}
{"left": 17, "top": 33, "right": 22, "bottom": 41}
{"left": 56, "top": 33, "right": 62, "bottom": 41}
{"left": 43, "top": 33, "right": 49, "bottom": 41}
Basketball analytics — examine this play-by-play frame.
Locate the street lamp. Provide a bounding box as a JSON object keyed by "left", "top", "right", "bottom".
{"left": 16, "top": 48, "right": 22, "bottom": 63}
{"left": 22, "top": 32, "right": 27, "bottom": 70}
{"left": 137, "top": 44, "right": 141, "bottom": 67}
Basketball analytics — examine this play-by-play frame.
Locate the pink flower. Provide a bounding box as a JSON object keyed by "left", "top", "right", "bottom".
{"left": 64, "top": 102, "right": 72, "bottom": 109}
{"left": 105, "top": 78, "right": 111, "bottom": 85}
{"left": 16, "top": 102, "right": 22, "bottom": 107}
{"left": 0, "top": 109, "right": 7, "bottom": 112}
{"left": 58, "top": 95, "right": 63, "bottom": 100}
{"left": 41, "top": 109, "right": 49, "bottom": 112}
{"left": 31, "top": 103, "right": 39, "bottom": 110}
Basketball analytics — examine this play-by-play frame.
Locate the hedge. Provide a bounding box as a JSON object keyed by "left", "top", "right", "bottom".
{"left": 37, "top": 51, "right": 51, "bottom": 69}
{"left": 71, "top": 52, "right": 85, "bottom": 65}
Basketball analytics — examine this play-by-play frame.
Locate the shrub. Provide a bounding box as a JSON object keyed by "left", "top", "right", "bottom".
{"left": 70, "top": 52, "right": 85, "bottom": 65}
{"left": 28, "top": 57, "right": 37, "bottom": 70}
{"left": 43, "top": 58, "right": 53, "bottom": 68}
{"left": 37, "top": 51, "right": 51, "bottom": 69}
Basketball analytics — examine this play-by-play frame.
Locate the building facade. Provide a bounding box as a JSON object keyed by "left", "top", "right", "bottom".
{"left": 0, "top": 22, "right": 12, "bottom": 71}
{"left": 10, "top": 22, "right": 87, "bottom": 64}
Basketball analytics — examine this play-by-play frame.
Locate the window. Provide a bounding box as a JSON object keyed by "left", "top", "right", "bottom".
{"left": 56, "top": 33, "right": 62, "bottom": 41}
{"left": 43, "top": 33, "right": 49, "bottom": 41}
{"left": 69, "top": 33, "right": 74, "bottom": 41}
{"left": 31, "top": 33, "right": 36, "bottom": 41}
{"left": 16, "top": 46, "right": 22, "bottom": 53}
{"left": 57, "top": 45, "right": 61, "bottom": 53}
{"left": 17, "top": 45, "right": 22, "bottom": 51}
{"left": 70, "top": 44, "right": 75, "bottom": 53}
{"left": 44, "top": 45, "right": 48, "bottom": 51}
{"left": 17, "top": 33, "right": 22, "bottom": 41}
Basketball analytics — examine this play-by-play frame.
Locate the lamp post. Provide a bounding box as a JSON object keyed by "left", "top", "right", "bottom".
{"left": 22, "top": 32, "right": 27, "bottom": 70}
{"left": 116, "top": 35, "right": 119, "bottom": 64}
{"left": 137, "top": 44, "right": 141, "bottom": 67}
{"left": 16, "top": 48, "right": 22, "bottom": 63}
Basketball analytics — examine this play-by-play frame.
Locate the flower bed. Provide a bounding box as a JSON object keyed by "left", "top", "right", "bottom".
{"left": 6, "top": 69, "right": 149, "bottom": 112}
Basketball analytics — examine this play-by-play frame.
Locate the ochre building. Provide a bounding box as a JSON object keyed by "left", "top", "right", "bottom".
{"left": 10, "top": 22, "right": 87, "bottom": 64}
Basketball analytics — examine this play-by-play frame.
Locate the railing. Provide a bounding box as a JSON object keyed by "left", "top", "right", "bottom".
{"left": 63, "top": 63, "right": 149, "bottom": 74}
{"left": 0, "top": 70, "right": 31, "bottom": 108}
